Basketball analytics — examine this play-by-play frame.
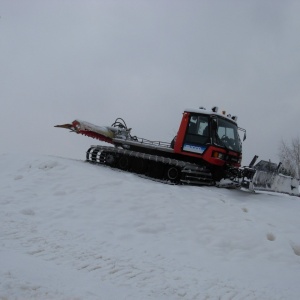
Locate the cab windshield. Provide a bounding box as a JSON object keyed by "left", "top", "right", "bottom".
{"left": 213, "top": 117, "right": 242, "bottom": 152}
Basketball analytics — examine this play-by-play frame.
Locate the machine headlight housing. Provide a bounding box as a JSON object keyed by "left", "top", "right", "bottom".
{"left": 212, "top": 151, "right": 225, "bottom": 160}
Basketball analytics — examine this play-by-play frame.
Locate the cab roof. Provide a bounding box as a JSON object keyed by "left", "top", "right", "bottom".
{"left": 184, "top": 107, "right": 238, "bottom": 124}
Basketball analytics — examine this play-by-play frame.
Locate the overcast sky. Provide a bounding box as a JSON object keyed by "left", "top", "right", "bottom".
{"left": 1, "top": 0, "right": 300, "bottom": 165}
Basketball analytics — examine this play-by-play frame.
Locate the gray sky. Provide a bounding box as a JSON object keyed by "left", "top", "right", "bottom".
{"left": 1, "top": 0, "right": 300, "bottom": 165}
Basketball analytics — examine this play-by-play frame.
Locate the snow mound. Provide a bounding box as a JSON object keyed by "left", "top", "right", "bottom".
{"left": 1, "top": 153, "right": 300, "bottom": 299}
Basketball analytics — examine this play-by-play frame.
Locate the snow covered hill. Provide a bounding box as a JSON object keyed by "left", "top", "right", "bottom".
{"left": 1, "top": 153, "right": 300, "bottom": 300}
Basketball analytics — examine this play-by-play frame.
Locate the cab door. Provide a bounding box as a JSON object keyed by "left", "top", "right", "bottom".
{"left": 182, "top": 114, "right": 210, "bottom": 155}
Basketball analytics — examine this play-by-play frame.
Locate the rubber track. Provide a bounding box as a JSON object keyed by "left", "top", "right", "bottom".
{"left": 86, "top": 146, "right": 214, "bottom": 186}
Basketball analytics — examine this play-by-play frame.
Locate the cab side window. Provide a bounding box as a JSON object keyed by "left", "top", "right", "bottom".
{"left": 185, "top": 115, "right": 209, "bottom": 145}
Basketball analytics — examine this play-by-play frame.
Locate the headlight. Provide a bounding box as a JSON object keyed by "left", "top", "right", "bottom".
{"left": 212, "top": 151, "right": 225, "bottom": 160}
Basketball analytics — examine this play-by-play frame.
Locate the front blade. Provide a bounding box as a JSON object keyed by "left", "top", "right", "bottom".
{"left": 252, "top": 160, "right": 299, "bottom": 196}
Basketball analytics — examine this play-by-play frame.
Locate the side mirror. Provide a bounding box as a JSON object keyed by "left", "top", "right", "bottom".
{"left": 239, "top": 127, "right": 247, "bottom": 142}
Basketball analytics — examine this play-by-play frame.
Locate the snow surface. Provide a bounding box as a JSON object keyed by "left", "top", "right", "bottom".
{"left": 1, "top": 153, "right": 300, "bottom": 300}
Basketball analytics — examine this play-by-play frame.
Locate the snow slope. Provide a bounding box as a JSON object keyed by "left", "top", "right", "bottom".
{"left": 1, "top": 153, "right": 300, "bottom": 300}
